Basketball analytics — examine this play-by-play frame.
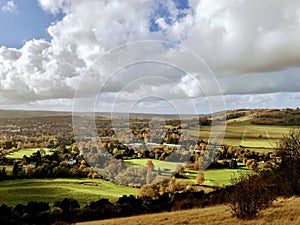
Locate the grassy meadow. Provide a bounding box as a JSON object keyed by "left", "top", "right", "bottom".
{"left": 0, "top": 178, "right": 139, "bottom": 206}
{"left": 184, "top": 166, "right": 249, "bottom": 187}
{"left": 5, "top": 148, "right": 50, "bottom": 159}
{"left": 125, "top": 159, "right": 249, "bottom": 187}
{"left": 125, "top": 158, "right": 181, "bottom": 172}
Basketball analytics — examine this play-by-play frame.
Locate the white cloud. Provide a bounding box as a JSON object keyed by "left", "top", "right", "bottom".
{"left": 172, "top": 0, "right": 300, "bottom": 73}
{"left": 38, "top": 0, "right": 71, "bottom": 14}
{"left": 1, "top": 0, "right": 17, "bottom": 13}
{"left": 224, "top": 92, "right": 300, "bottom": 111}
{"left": 1, "top": 0, "right": 300, "bottom": 112}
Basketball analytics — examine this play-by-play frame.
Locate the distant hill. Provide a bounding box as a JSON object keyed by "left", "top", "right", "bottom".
{"left": 0, "top": 108, "right": 300, "bottom": 126}
{"left": 225, "top": 108, "right": 300, "bottom": 126}
{"left": 0, "top": 110, "right": 72, "bottom": 118}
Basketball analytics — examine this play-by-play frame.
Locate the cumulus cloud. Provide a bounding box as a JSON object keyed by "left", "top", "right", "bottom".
{"left": 38, "top": 0, "right": 71, "bottom": 14}
{"left": 1, "top": 0, "right": 300, "bottom": 112}
{"left": 159, "top": 0, "right": 300, "bottom": 74}
{"left": 1, "top": 0, "right": 17, "bottom": 13}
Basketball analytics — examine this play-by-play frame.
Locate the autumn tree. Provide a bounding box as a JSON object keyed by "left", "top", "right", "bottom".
{"left": 175, "top": 164, "right": 184, "bottom": 174}
{"left": 17, "top": 142, "right": 23, "bottom": 150}
{"left": 166, "top": 177, "right": 186, "bottom": 193}
{"left": 196, "top": 171, "right": 204, "bottom": 185}
{"left": 146, "top": 160, "right": 155, "bottom": 184}
{"left": 139, "top": 184, "right": 160, "bottom": 199}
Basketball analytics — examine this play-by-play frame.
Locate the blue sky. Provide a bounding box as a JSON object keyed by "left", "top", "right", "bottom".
{"left": 0, "top": 0, "right": 63, "bottom": 48}
{"left": 150, "top": 0, "right": 190, "bottom": 32}
{"left": 1, "top": 0, "right": 188, "bottom": 48}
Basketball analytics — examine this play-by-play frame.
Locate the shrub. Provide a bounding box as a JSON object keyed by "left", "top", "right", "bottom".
{"left": 228, "top": 174, "right": 275, "bottom": 219}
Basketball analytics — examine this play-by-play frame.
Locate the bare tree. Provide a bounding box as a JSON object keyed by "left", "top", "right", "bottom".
{"left": 277, "top": 128, "right": 300, "bottom": 159}
{"left": 276, "top": 128, "right": 300, "bottom": 194}
{"left": 228, "top": 174, "right": 274, "bottom": 219}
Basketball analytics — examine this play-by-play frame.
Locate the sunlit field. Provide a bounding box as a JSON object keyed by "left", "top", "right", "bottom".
{"left": 0, "top": 178, "right": 139, "bottom": 206}
{"left": 124, "top": 158, "right": 181, "bottom": 172}
{"left": 125, "top": 159, "right": 249, "bottom": 187}
{"left": 184, "top": 166, "right": 249, "bottom": 187}
{"left": 5, "top": 148, "right": 50, "bottom": 159}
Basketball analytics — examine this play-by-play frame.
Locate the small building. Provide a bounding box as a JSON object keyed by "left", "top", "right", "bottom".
{"left": 65, "top": 158, "right": 77, "bottom": 166}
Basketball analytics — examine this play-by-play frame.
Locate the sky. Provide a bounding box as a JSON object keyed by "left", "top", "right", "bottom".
{"left": 0, "top": 0, "right": 63, "bottom": 48}
{"left": 0, "top": 0, "right": 300, "bottom": 114}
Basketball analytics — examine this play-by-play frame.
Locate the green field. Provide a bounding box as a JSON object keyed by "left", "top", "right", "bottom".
{"left": 125, "top": 159, "right": 249, "bottom": 187}
{"left": 0, "top": 160, "right": 248, "bottom": 207}
{"left": 184, "top": 166, "right": 249, "bottom": 186}
{"left": 125, "top": 158, "right": 182, "bottom": 172}
{"left": 5, "top": 148, "right": 50, "bottom": 159}
{"left": 0, "top": 178, "right": 139, "bottom": 206}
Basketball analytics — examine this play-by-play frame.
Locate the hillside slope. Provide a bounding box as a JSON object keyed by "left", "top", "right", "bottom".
{"left": 78, "top": 196, "right": 300, "bottom": 225}
{"left": 225, "top": 108, "right": 300, "bottom": 126}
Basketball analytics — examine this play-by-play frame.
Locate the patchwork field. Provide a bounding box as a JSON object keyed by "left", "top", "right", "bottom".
{"left": 190, "top": 121, "right": 294, "bottom": 152}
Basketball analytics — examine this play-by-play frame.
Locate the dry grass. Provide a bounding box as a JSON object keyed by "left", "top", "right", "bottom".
{"left": 77, "top": 196, "right": 300, "bottom": 225}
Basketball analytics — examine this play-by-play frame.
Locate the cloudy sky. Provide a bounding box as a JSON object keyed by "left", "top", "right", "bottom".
{"left": 0, "top": 0, "right": 300, "bottom": 114}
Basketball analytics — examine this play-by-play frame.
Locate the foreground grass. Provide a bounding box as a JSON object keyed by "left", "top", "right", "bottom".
{"left": 78, "top": 196, "right": 300, "bottom": 225}
{"left": 0, "top": 178, "right": 138, "bottom": 206}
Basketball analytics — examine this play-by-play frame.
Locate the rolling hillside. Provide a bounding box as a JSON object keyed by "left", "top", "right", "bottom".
{"left": 78, "top": 196, "right": 300, "bottom": 225}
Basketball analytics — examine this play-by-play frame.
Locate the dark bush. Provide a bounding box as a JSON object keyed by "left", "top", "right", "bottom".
{"left": 228, "top": 174, "right": 275, "bottom": 219}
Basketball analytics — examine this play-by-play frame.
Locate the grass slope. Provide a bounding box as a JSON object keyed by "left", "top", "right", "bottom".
{"left": 0, "top": 178, "right": 138, "bottom": 206}
{"left": 78, "top": 196, "right": 300, "bottom": 225}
